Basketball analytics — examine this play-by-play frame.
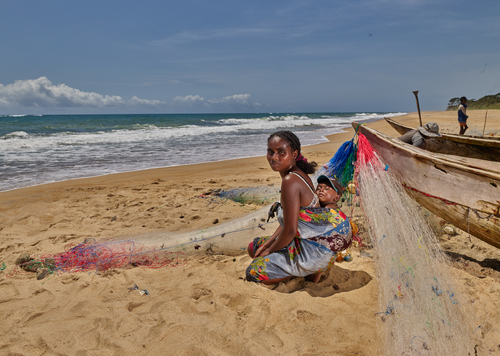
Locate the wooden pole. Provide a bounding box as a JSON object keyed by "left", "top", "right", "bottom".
{"left": 412, "top": 91, "right": 422, "bottom": 127}
{"left": 482, "top": 109, "right": 489, "bottom": 137}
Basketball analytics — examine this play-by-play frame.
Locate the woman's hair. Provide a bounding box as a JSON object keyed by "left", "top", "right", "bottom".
{"left": 268, "top": 130, "right": 317, "bottom": 174}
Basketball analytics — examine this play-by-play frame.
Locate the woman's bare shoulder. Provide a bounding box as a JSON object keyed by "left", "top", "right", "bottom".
{"left": 281, "top": 172, "right": 304, "bottom": 186}
{"left": 280, "top": 173, "right": 303, "bottom": 194}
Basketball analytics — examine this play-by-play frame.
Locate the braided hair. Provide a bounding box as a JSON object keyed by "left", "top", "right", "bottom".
{"left": 268, "top": 130, "right": 317, "bottom": 174}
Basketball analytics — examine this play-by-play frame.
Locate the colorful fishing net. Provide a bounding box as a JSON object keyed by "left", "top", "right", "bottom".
{"left": 354, "top": 127, "right": 476, "bottom": 354}
{"left": 9, "top": 239, "right": 186, "bottom": 278}
{"left": 322, "top": 138, "right": 357, "bottom": 188}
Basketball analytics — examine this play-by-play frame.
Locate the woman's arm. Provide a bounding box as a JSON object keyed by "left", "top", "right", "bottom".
{"left": 265, "top": 174, "right": 302, "bottom": 254}
{"left": 254, "top": 226, "right": 282, "bottom": 258}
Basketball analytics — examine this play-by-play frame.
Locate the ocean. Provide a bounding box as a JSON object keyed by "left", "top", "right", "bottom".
{"left": 0, "top": 112, "right": 405, "bottom": 192}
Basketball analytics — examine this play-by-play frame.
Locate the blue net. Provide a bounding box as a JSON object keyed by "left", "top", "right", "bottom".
{"left": 322, "top": 137, "right": 357, "bottom": 188}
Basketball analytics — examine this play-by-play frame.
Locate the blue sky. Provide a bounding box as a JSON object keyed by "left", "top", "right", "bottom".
{"left": 1, "top": 0, "right": 499, "bottom": 114}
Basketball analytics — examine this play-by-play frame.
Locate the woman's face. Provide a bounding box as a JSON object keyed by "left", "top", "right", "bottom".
{"left": 267, "top": 136, "right": 297, "bottom": 172}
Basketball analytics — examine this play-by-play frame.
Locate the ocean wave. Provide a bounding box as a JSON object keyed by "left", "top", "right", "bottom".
{"left": 0, "top": 112, "right": 406, "bottom": 150}
{"left": 0, "top": 114, "right": 42, "bottom": 118}
{"left": 0, "top": 112, "right": 407, "bottom": 192}
{"left": 2, "top": 131, "right": 30, "bottom": 139}
{"left": 218, "top": 113, "right": 358, "bottom": 126}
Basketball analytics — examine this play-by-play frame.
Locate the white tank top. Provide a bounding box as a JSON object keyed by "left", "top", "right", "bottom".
{"left": 288, "top": 172, "right": 320, "bottom": 208}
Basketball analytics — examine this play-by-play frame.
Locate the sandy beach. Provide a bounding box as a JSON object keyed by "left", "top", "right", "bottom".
{"left": 1, "top": 110, "right": 499, "bottom": 355}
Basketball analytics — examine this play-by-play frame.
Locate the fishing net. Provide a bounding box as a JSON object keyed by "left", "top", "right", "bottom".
{"left": 355, "top": 132, "right": 477, "bottom": 354}
{"left": 321, "top": 138, "right": 357, "bottom": 188}
{"left": 54, "top": 239, "right": 186, "bottom": 272}
{"left": 316, "top": 133, "right": 358, "bottom": 207}
{"left": 200, "top": 186, "right": 281, "bottom": 205}
{"left": 10, "top": 239, "right": 186, "bottom": 278}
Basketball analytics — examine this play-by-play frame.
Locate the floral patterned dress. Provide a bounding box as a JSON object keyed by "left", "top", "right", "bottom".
{"left": 246, "top": 201, "right": 352, "bottom": 283}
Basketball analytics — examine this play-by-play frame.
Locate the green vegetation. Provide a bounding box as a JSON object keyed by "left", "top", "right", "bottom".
{"left": 447, "top": 93, "right": 500, "bottom": 110}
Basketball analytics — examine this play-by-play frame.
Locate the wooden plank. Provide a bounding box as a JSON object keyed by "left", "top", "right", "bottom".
{"left": 409, "top": 189, "right": 500, "bottom": 249}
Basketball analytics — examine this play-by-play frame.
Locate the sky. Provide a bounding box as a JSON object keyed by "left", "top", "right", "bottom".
{"left": 1, "top": 0, "right": 499, "bottom": 115}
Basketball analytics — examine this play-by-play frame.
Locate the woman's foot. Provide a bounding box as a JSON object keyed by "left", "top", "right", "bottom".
{"left": 261, "top": 276, "right": 293, "bottom": 285}
{"left": 305, "top": 272, "right": 322, "bottom": 283}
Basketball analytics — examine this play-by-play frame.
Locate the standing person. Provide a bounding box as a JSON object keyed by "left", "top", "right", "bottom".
{"left": 458, "top": 96, "right": 469, "bottom": 135}
{"left": 397, "top": 122, "right": 441, "bottom": 149}
{"left": 246, "top": 131, "right": 349, "bottom": 285}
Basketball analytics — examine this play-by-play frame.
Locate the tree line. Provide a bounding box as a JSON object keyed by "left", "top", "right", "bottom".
{"left": 447, "top": 93, "right": 500, "bottom": 110}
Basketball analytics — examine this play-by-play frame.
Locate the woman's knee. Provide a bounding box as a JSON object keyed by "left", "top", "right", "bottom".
{"left": 247, "top": 242, "right": 255, "bottom": 258}
{"left": 245, "top": 264, "right": 259, "bottom": 282}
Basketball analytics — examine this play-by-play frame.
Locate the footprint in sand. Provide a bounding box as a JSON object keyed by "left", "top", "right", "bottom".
{"left": 296, "top": 309, "right": 320, "bottom": 324}
{"left": 190, "top": 287, "right": 212, "bottom": 300}
{"left": 127, "top": 302, "right": 145, "bottom": 312}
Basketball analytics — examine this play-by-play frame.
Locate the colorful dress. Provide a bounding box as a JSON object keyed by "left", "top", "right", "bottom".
{"left": 246, "top": 173, "right": 352, "bottom": 283}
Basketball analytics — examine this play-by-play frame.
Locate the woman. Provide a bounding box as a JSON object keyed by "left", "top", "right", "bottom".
{"left": 246, "top": 131, "right": 345, "bottom": 285}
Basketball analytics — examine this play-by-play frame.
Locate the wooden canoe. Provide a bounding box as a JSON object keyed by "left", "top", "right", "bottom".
{"left": 353, "top": 121, "right": 500, "bottom": 249}
{"left": 384, "top": 117, "right": 500, "bottom": 162}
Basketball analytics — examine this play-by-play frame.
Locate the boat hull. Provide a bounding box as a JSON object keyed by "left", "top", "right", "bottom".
{"left": 354, "top": 122, "right": 500, "bottom": 248}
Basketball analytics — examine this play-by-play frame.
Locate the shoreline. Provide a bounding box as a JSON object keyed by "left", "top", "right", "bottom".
{"left": 1, "top": 110, "right": 500, "bottom": 355}
{"left": 3, "top": 109, "right": 498, "bottom": 198}
{"left": 0, "top": 115, "right": 389, "bottom": 196}
{"left": 1, "top": 112, "right": 401, "bottom": 194}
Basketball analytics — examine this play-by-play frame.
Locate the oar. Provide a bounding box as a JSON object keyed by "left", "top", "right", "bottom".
{"left": 482, "top": 109, "right": 489, "bottom": 137}
{"left": 412, "top": 91, "right": 423, "bottom": 127}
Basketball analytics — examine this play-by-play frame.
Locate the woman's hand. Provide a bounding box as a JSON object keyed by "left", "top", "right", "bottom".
{"left": 254, "top": 245, "right": 271, "bottom": 258}
{"left": 258, "top": 248, "right": 271, "bottom": 258}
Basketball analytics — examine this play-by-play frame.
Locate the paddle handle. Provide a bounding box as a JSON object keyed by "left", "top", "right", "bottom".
{"left": 482, "top": 109, "right": 488, "bottom": 137}
{"left": 413, "top": 91, "right": 423, "bottom": 127}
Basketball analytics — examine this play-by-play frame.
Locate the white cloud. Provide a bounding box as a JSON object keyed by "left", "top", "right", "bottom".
{"left": 0, "top": 77, "right": 164, "bottom": 109}
{"left": 209, "top": 94, "right": 252, "bottom": 105}
{"left": 129, "top": 96, "right": 163, "bottom": 106}
{"left": 172, "top": 93, "right": 260, "bottom": 111}
{"left": 153, "top": 27, "right": 275, "bottom": 47}
{"left": 0, "top": 77, "right": 261, "bottom": 113}
{"left": 173, "top": 94, "right": 205, "bottom": 104}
